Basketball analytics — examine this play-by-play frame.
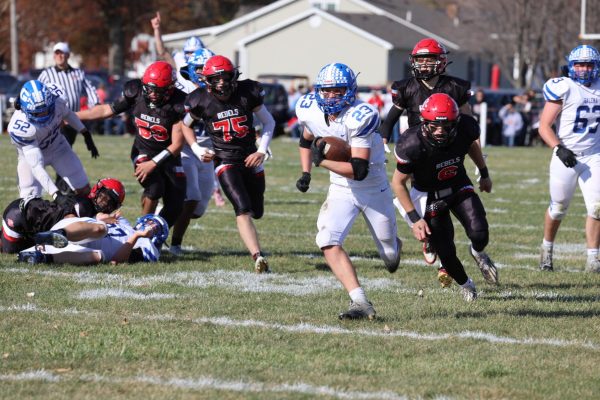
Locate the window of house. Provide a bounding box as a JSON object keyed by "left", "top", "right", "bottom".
{"left": 310, "top": 0, "right": 339, "bottom": 12}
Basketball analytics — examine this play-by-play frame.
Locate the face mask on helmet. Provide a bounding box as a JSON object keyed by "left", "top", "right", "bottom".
{"left": 134, "top": 214, "right": 169, "bottom": 246}
{"left": 186, "top": 48, "right": 215, "bottom": 86}
{"left": 567, "top": 45, "right": 600, "bottom": 85}
{"left": 19, "top": 80, "right": 56, "bottom": 126}
{"left": 420, "top": 93, "right": 460, "bottom": 147}
{"left": 142, "top": 61, "right": 175, "bottom": 107}
{"left": 314, "top": 63, "right": 357, "bottom": 115}
{"left": 202, "top": 56, "right": 239, "bottom": 98}
{"left": 410, "top": 38, "right": 449, "bottom": 80}
{"left": 89, "top": 178, "right": 125, "bottom": 214}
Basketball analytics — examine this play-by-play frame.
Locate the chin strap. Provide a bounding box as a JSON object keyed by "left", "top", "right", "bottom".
{"left": 324, "top": 112, "right": 330, "bottom": 127}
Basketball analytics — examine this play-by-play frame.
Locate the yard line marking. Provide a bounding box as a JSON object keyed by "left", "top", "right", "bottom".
{"left": 77, "top": 288, "right": 177, "bottom": 300}
{"left": 2, "top": 304, "right": 598, "bottom": 351}
{"left": 0, "top": 370, "right": 410, "bottom": 400}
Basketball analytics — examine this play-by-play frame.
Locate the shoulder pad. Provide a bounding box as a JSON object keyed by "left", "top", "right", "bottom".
{"left": 8, "top": 112, "right": 37, "bottom": 141}
{"left": 295, "top": 93, "right": 318, "bottom": 123}
{"left": 185, "top": 88, "right": 205, "bottom": 112}
{"left": 394, "top": 126, "right": 421, "bottom": 163}
{"left": 543, "top": 77, "right": 570, "bottom": 101}
{"left": 123, "top": 79, "right": 143, "bottom": 100}
{"left": 346, "top": 102, "right": 380, "bottom": 136}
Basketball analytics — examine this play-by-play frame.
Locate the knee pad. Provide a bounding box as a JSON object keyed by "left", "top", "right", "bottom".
{"left": 588, "top": 201, "right": 600, "bottom": 220}
{"left": 548, "top": 202, "right": 567, "bottom": 221}
{"left": 469, "top": 229, "right": 489, "bottom": 252}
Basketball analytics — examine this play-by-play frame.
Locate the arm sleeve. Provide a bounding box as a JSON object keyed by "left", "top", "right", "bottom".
{"left": 254, "top": 105, "right": 275, "bottom": 153}
{"left": 63, "top": 109, "right": 86, "bottom": 132}
{"left": 380, "top": 105, "right": 402, "bottom": 141}
{"left": 22, "top": 146, "right": 59, "bottom": 195}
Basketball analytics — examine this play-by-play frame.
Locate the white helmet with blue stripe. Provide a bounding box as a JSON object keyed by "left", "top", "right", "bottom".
{"left": 19, "top": 80, "right": 56, "bottom": 125}
{"left": 567, "top": 45, "right": 600, "bottom": 85}
{"left": 314, "top": 63, "right": 357, "bottom": 115}
{"left": 134, "top": 214, "right": 169, "bottom": 246}
{"left": 186, "top": 48, "right": 215, "bottom": 86}
{"left": 183, "top": 36, "right": 204, "bottom": 61}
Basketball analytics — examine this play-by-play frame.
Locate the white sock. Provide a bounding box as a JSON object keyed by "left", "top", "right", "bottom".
{"left": 587, "top": 249, "right": 599, "bottom": 260}
{"left": 349, "top": 287, "right": 368, "bottom": 304}
{"left": 470, "top": 245, "right": 483, "bottom": 257}
{"left": 542, "top": 239, "right": 553, "bottom": 249}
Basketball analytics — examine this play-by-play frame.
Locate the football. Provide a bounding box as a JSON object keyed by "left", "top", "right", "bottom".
{"left": 316, "top": 136, "right": 351, "bottom": 162}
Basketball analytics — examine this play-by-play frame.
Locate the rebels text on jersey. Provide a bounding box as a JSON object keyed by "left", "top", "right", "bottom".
{"left": 185, "top": 80, "right": 263, "bottom": 163}
{"left": 394, "top": 115, "right": 479, "bottom": 192}
{"left": 110, "top": 80, "right": 187, "bottom": 156}
{"left": 391, "top": 75, "right": 471, "bottom": 127}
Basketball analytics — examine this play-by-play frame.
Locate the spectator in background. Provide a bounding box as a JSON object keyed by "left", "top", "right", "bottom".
{"left": 367, "top": 89, "right": 384, "bottom": 115}
{"left": 38, "top": 42, "right": 99, "bottom": 151}
{"left": 498, "top": 100, "right": 524, "bottom": 147}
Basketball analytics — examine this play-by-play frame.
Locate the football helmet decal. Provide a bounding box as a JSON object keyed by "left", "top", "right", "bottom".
{"left": 420, "top": 93, "right": 460, "bottom": 147}
{"left": 142, "top": 61, "right": 175, "bottom": 107}
{"left": 410, "top": 38, "right": 449, "bottom": 80}
{"left": 202, "top": 55, "right": 240, "bottom": 98}
{"left": 89, "top": 178, "right": 125, "bottom": 213}
{"left": 314, "top": 63, "right": 357, "bottom": 115}
{"left": 566, "top": 45, "right": 600, "bottom": 85}
{"left": 186, "top": 48, "right": 216, "bottom": 86}
{"left": 19, "top": 80, "right": 56, "bottom": 125}
{"left": 135, "top": 214, "right": 169, "bottom": 246}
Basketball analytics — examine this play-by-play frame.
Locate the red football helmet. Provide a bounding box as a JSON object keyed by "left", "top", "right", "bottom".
{"left": 89, "top": 178, "right": 125, "bottom": 213}
{"left": 420, "top": 93, "right": 460, "bottom": 147}
{"left": 142, "top": 61, "right": 175, "bottom": 106}
{"left": 201, "top": 55, "right": 239, "bottom": 98}
{"left": 410, "top": 38, "right": 449, "bottom": 80}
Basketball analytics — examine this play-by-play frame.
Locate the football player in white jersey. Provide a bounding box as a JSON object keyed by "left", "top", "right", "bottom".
{"left": 295, "top": 63, "right": 402, "bottom": 320}
{"left": 7, "top": 80, "right": 90, "bottom": 206}
{"left": 539, "top": 45, "right": 600, "bottom": 273}
{"left": 18, "top": 214, "right": 166, "bottom": 265}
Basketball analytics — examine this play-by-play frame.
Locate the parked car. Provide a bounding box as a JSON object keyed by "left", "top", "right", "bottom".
{"left": 1, "top": 78, "right": 27, "bottom": 130}
{"left": 260, "top": 82, "right": 289, "bottom": 137}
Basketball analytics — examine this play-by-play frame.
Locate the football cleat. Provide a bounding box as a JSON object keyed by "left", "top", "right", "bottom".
{"left": 338, "top": 301, "right": 376, "bottom": 320}
{"left": 586, "top": 256, "right": 600, "bottom": 273}
{"left": 540, "top": 246, "right": 554, "bottom": 271}
{"left": 18, "top": 250, "right": 51, "bottom": 264}
{"left": 423, "top": 239, "right": 437, "bottom": 265}
{"left": 470, "top": 246, "right": 498, "bottom": 285}
{"left": 254, "top": 255, "right": 270, "bottom": 273}
{"left": 437, "top": 267, "right": 453, "bottom": 288}
{"left": 461, "top": 280, "right": 477, "bottom": 302}
{"left": 34, "top": 230, "right": 68, "bottom": 248}
{"left": 169, "top": 245, "right": 183, "bottom": 257}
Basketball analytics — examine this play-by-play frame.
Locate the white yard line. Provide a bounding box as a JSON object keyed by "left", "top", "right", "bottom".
{"left": 0, "top": 369, "right": 411, "bottom": 400}
{"left": 1, "top": 304, "right": 598, "bottom": 351}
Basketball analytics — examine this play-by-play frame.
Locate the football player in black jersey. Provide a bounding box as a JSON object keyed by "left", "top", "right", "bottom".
{"left": 391, "top": 94, "right": 497, "bottom": 301}
{"left": 1, "top": 178, "right": 125, "bottom": 254}
{"left": 381, "top": 38, "right": 475, "bottom": 286}
{"left": 77, "top": 61, "right": 187, "bottom": 230}
{"left": 184, "top": 55, "right": 275, "bottom": 273}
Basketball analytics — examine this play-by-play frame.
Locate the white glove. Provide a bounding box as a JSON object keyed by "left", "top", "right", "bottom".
{"left": 384, "top": 143, "right": 391, "bottom": 154}
{"left": 191, "top": 143, "right": 215, "bottom": 162}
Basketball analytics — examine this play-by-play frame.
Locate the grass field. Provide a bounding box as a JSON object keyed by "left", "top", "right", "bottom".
{"left": 1, "top": 134, "right": 599, "bottom": 400}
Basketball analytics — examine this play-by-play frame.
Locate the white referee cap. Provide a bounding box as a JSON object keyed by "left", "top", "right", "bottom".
{"left": 53, "top": 42, "right": 70, "bottom": 54}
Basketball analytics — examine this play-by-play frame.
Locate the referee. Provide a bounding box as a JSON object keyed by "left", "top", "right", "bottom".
{"left": 38, "top": 42, "right": 99, "bottom": 157}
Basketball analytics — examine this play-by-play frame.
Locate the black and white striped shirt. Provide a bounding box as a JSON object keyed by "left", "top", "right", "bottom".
{"left": 38, "top": 65, "right": 99, "bottom": 112}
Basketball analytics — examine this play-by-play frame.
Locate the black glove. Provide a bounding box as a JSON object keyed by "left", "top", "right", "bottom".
{"left": 54, "top": 193, "right": 76, "bottom": 210}
{"left": 311, "top": 138, "right": 326, "bottom": 167}
{"left": 296, "top": 172, "right": 311, "bottom": 192}
{"left": 82, "top": 130, "right": 99, "bottom": 159}
{"left": 555, "top": 144, "right": 577, "bottom": 168}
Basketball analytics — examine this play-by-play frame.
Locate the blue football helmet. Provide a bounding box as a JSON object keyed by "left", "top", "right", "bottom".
{"left": 183, "top": 36, "right": 205, "bottom": 62}
{"left": 186, "top": 48, "right": 216, "bottom": 86}
{"left": 134, "top": 214, "right": 169, "bottom": 246}
{"left": 19, "top": 80, "right": 56, "bottom": 125}
{"left": 314, "top": 63, "right": 357, "bottom": 114}
{"left": 566, "top": 45, "right": 600, "bottom": 85}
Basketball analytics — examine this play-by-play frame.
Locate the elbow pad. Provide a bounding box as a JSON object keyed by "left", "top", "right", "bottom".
{"left": 350, "top": 157, "right": 369, "bottom": 181}
{"left": 299, "top": 135, "right": 314, "bottom": 149}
